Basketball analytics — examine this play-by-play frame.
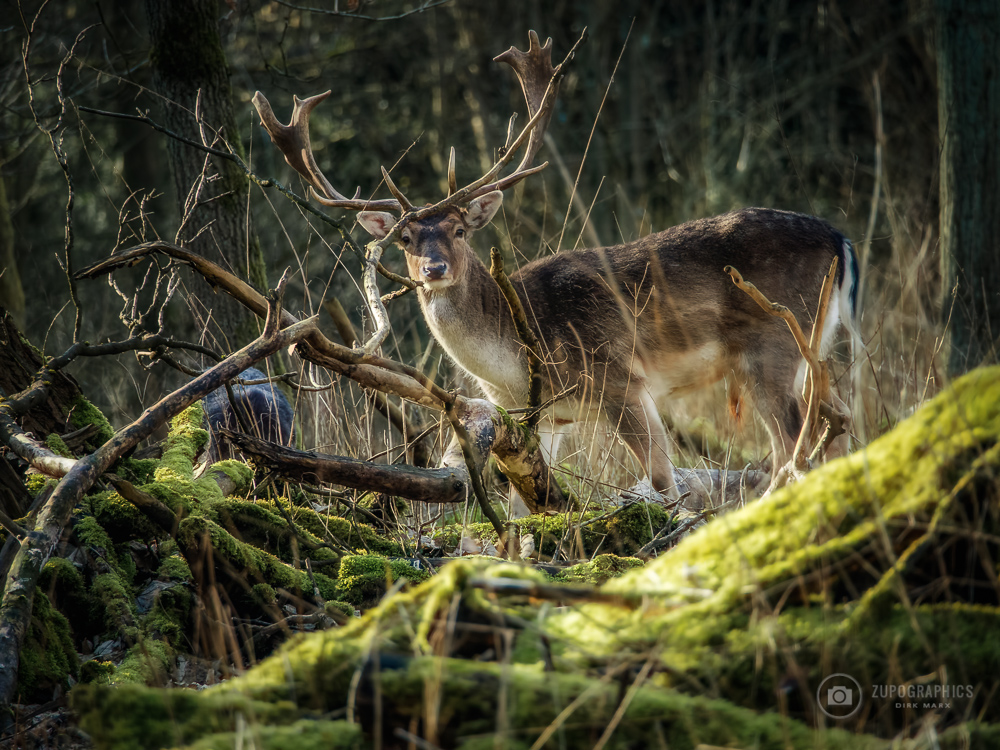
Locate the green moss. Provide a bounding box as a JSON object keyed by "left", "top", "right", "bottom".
{"left": 120, "top": 457, "right": 158, "bottom": 485}
{"left": 325, "top": 600, "right": 356, "bottom": 619}
{"left": 39, "top": 556, "right": 86, "bottom": 603}
{"left": 26, "top": 473, "right": 55, "bottom": 496}
{"left": 144, "top": 403, "right": 231, "bottom": 518}
{"left": 203, "top": 459, "right": 253, "bottom": 494}
{"left": 45, "top": 432, "right": 73, "bottom": 457}
{"left": 79, "top": 660, "right": 116, "bottom": 685}
{"left": 74, "top": 514, "right": 117, "bottom": 561}
{"left": 274, "top": 500, "right": 407, "bottom": 557}
{"left": 159, "top": 404, "right": 209, "bottom": 477}
{"left": 92, "top": 572, "right": 137, "bottom": 638}
{"left": 614, "top": 367, "right": 1000, "bottom": 600}
{"left": 66, "top": 368, "right": 1000, "bottom": 746}
{"left": 87, "top": 489, "right": 159, "bottom": 543}
{"left": 432, "top": 502, "right": 672, "bottom": 559}
{"left": 69, "top": 395, "right": 115, "bottom": 447}
{"left": 143, "top": 584, "right": 193, "bottom": 646}
{"left": 175, "top": 515, "right": 338, "bottom": 602}
{"left": 38, "top": 557, "right": 100, "bottom": 636}
{"left": 336, "top": 554, "right": 431, "bottom": 607}
{"left": 554, "top": 554, "right": 645, "bottom": 585}
{"left": 251, "top": 583, "right": 276, "bottom": 607}
{"left": 112, "top": 638, "right": 173, "bottom": 686}
{"left": 373, "top": 656, "right": 875, "bottom": 750}
{"left": 157, "top": 552, "right": 192, "bottom": 581}
{"left": 17, "top": 592, "right": 78, "bottom": 701}
{"left": 181, "top": 719, "right": 363, "bottom": 750}
{"left": 72, "top": 684, "right": 303, "bottom": 750}
{"left": 214, "top": 499, "right": 339, "bottom": 566}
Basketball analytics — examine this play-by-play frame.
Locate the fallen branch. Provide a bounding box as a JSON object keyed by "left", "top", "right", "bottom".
{"left": 0, "top": 411, "right": 78, "bottom": 478}
{"left": 440, "top": 399, "right": 567, "bottom": 516}
{"left": 218, "top": 429, "right": 466, "bottom": 505}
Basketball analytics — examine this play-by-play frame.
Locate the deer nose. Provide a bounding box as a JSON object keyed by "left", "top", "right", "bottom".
{"left": 422, "top": 261, "right": 448, "bottom": 281}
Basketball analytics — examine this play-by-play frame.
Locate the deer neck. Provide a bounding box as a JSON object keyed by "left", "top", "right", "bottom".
{"left": 417, "top": 256, "right": 527, "bottom": 406}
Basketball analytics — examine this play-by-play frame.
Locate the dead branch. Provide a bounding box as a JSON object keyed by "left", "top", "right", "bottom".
{"left": 440, "top": 398, "right": 567, "bottom": 516}
{"left": 76, "top": 242, "right": 453, "bottom": 409}
{"left": 489, "top": 248, "right": 543, "bottom": 426}
{"left": 107, "top": 475, "right": 181, "bottom": 532}
{"left": 218, "top": 430, "right": 466, "bottom": 505}
{"left": 0, "top": 410, "right": 77, "bottom": 478}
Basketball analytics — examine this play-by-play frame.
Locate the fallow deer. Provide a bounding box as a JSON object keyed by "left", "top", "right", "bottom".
{"left": 254, "top": 32, "right": 859, "bottom": 501}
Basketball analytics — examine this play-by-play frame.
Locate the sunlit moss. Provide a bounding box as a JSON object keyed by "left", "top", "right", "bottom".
{"left": 554, "top": 553, "right": 645, "bottom": 584}
{"left": 112, "top": 638, "right": 172, "bottom": 686}
{"left": 336, "top": 553, "right": 431, "bottom": 607}
{"left": 69, "top": 367, "right": 1000, "bottom": 747}
{"left": 45, "top": 431, "right": 73, "bottom": 457}
{"left": 69, "top": 395, "right": 116, "bottom": 447}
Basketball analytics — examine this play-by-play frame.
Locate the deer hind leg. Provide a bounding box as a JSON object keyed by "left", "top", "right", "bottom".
{"left": 605, "top": 390, "right": 679, "bottom": 500}
{"left": 738, "top": 353, "right": 804, "bottom": 486}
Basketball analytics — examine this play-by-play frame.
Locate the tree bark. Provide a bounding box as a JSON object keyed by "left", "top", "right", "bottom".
{"left": 145, "top": 0, "right": 267, "bottom": 347}
{"left": 936, "top": 0, "right": 1000, "bottom": 375}
{"left": 0, "top": 171, "right": 25, "bottom": 330}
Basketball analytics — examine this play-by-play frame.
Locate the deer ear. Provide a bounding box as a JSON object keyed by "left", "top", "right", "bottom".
{"left": 465, "top": 191, "right": 503, "bottom": 230}
{"left": 358, "top": 211, "right": 397, "bottom": 239}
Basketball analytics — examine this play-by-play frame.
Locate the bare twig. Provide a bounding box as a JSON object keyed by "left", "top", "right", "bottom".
{"left": 490, "top": 248, "right": 543, "bottom": 426}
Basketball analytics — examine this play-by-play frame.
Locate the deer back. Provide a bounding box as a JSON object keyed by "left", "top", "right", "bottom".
{"left": 508, "top": 208, "right": 853, "bottom": 406}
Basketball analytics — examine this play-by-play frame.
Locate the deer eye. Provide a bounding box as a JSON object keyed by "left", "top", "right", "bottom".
{"left": 455, "top": 228, "right": 466, "bottom": 239}
{"left": 400, "top": 233, "right": 411, "bottom": 245}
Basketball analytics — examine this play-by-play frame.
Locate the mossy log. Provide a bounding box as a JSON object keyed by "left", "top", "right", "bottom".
{"left": 71, "top": 367, "right": 1000, "bottom": 748}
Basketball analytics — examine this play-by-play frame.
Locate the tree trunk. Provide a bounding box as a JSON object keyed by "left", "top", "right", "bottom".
{"left": 936, "top": 0, "right": 1000, "bottom": 375}
{"left": 145, "top": 0, "right": 267, "bottom": 349}
{"left": 0, "top": 170, "right": 25, "bottom": 331}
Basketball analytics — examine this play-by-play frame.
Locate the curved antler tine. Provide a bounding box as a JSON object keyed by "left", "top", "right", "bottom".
{"left": 380, "top": 166, "right": 413, "bottom": 212}
{"left": 447, "top": 147, "right": 457, "bottom": 196}
{"left": 308, "top": 186, "right": 401, "bottom": 211}
{"left": 253, "top": 90, "right": 349, "bottom": 202}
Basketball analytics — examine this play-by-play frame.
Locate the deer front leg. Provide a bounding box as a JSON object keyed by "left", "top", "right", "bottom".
{"left": 606, "top": 390, "right": 679, "bottom": 501}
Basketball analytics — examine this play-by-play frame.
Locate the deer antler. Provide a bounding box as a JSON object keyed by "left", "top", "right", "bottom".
{"left": 252, "top": 90, "right": 402, "bottom": 211}
{"left": 457, "top": 29, "right": 585, "bottom": 202}
{"left": 495, "top": 30, "right": 557, "bottom": 177}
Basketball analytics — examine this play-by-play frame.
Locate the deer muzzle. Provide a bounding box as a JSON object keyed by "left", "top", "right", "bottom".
{"left": 420, "top": 260, "right": 451, "bottom": 287}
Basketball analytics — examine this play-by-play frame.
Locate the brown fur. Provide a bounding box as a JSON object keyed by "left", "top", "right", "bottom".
{"left": 361, "top": 201, "right": 858, "bottom": 498}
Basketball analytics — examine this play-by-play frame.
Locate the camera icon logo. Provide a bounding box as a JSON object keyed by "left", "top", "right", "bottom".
{"left": 817, "top": 673, "right": 863, "bottom": 719}
{"left": 828, "top": 687, "right": 853, "bottom": 705}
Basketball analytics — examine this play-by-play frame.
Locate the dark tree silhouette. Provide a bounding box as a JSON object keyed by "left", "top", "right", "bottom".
{"left": 146, "top": 0, "right": 267, "bottom": 348}
{"left": 936, "top": 0, "right": 1000, "bottom": 375}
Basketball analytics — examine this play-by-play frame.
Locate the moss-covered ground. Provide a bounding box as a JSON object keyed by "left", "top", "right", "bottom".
{"left": 65, "top": 367, "right": 1000, "bottom": 748}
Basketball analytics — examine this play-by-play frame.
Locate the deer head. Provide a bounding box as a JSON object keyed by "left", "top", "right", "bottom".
{"left": 356, "top": 193, "right": 503, "bottom": 291}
